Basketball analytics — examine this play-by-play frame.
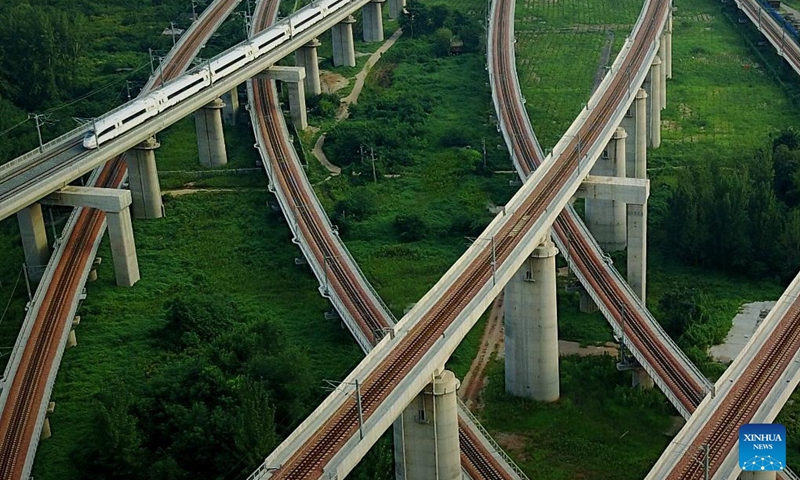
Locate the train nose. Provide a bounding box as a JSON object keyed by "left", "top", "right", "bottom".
{"left": 82, "top": 133, "right": 98, "bottom": 150}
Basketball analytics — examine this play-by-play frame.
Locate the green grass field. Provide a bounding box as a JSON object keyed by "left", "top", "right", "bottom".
{"left": 514, "top": 0, "right": 646, "bottom": 148}
{"left": 32, "top": 191, "right": 365, "bottom": 479}
{"left": 480, "top": 355, "right": 675, "bottom": 480}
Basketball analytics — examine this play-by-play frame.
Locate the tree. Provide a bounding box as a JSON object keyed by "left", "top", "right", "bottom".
{"left": 81, "top": 379, "right": 146, "bottom": 478}
{"left": 432, "top": 28, "right": 454, "bottom": 57}
{"left": 0, "top": 4, "right": 85, "bottom": 110}
{"left": 393, "top": 213, "right": 427, "bottom": 242}
{"left": 162, "top": 293, "right": 239, "bottom": 348}
{"left": 233, "top": 380, "right": 278, "bottom": 468}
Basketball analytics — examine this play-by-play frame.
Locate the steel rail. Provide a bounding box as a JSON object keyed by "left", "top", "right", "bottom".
{"left": 247, "top": 1, "right": 526, "bottom": 478}
{"left": 248, "top": 0, "right": 701, "bottom": 476}
{"left": 0, "top": 1, "right": 242, "bottom": 477}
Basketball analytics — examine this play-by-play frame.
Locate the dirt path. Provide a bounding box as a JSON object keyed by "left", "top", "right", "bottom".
{"left": 311, "top": 29, "right": 403, "bottom": 174}
{"left": 459, "top": 297, "right": 620, "bottom": 409}
{"left": 313, "top": 134, "right": 342, "bottom": 175}
{"left": 336, "top": 28, "right": 404, "bottom": 121}
{"left": 460, "top": 293, "right": 506, "bottom": 410}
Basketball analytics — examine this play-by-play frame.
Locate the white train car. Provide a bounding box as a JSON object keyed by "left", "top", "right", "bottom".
{"left": 289, "top": 5, "right": 324, "bottom": 36}
{"left": 318, "top": 0, "right": 351, "bottom": 15}
{"left": 209, "top": 44, "right": 258, "bottom": 82}
{"left": 83, "top": 92, "right": 168, "bottom": 149}
{"left": 162, "top": 69, "right": 212, "bottom": 108}
{"left": 253, "top": 23, "right": 291, "bottom": 56}
{"left": 83, "top": 0, "right": 352, "bottom": 150}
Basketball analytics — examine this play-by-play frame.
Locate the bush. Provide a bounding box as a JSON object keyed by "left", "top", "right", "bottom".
{"left": 393, "top": 213, "right": 427, "bottom": 242}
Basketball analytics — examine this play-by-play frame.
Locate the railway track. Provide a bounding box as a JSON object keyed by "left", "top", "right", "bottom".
{"left": 738, "top": 0, "right": 800, "bottom": 73}
{"left": 490, "top": 0, "right": 709, "bottom": 414}
{"left": 0, "top": 1, "right": 241, "bottom": 477}
{"left": 249, "top": 1, "right": 519, "bottom": 478}
{"left": 256, "top": 0, "right": 691, "bottom": 474}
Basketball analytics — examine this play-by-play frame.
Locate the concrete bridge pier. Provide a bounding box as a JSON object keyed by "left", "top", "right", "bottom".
{"left": 388, "top": 0, "right": 406, "bottom": 19}
{"left": 621, "top": 88, "right": 647, "bottom": 181}
{"left": 126, "top": 136, "right": 163, "bottom": 219}
{"left": 632, "top": 367, "right": 654, "bottom": 389}
{"left": 363, "top": 0, "right": 386, "bottom": 43}
{"left": 740, "top": 472, "right": 778, "bottom": 480}
{"left": 658, "top": 39, "right": 668, "bottom": 108}
{"left": 222, "top": 86, "right": 240, "bottom": 126}
{"left": 195, "top": 97, "right": 228, "bottom": 167}
{"left": 585, "top": 127, "right": 628, "bottom": 252}
{"left": 17, "top": 203, "right": 49, "bottom": 282}
{"left": 332, "top": 16, "right": 357, "bottom": 67}
{"left": 260, "top": 67, "right": 309, "bottom": 130}
{"left": 644, "top": 56, "right": 662, "bottom": 148}
{"left": 394, "top": 369, "right": 461, "bottom": 480}
{"left": 43, "top": 187, "right": 140, "bottom": 287}
{"left": 295, "top": 38, "right": 322, "bottom": 96}
{"left": 504, "top": 234, "right": 560, "bottom": 401}
{"left": 627, "top": 89, "right": 649, "bottom": 303}
{"left": 665, "top": 14, "right": 673, "bottom": 79}
{"left": 40, "top": 402, "right": 55, "bottom": 441}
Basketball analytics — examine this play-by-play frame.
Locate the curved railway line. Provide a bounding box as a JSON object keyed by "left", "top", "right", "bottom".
{"left": 491, "top": 0, "right": 708, "bottom": 412}
{"left": 249, "top": 1, "right": 517, "bottom": 477}
{"left": 257, "top": 0, "right": 705, "bottom": 477}
{"left": 0, "top": 1, "right": 241, "bottom": 477}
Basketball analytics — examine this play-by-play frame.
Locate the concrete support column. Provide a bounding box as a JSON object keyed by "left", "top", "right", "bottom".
{"left": 627, "top": 91, "right": 648, "bottom": 303}
{"left": 286, "top": 82, "right": 308, "bottom": 130}
{"left": 395, "top": 369, "right": 461, "bottom": 480}
{"left": 40, "top": 401, "right": 55, "bottom": 441}
{"left": 631, "top": 366, "right": 654, "bottom": 389}
{"left": 126, "top": 136, "right": 163, "bottom": 219}
{"left": 585, "top": 127, "right": 627, "bottom": 252}
{"left": 658, "top": 39, "right": 668, "bottom": 109}
{"left": 645, "top": 56, "right": 662, "bottom": 148}
{"left": 633, "top": 88, "right": 648, "bottom": 178}
{"left": 363, "top": 0, "right": 386, "bottom": 43}
{"left": 260, "top": 67, "right": 309, "bottom": 130}
{"left": 43, "top": 187, "right": 139, "bottom": 287}
{"left": 295, "top": 38, "right": 322, "bottom": 96}
{"left": 388, "top": 0, "right": 406, "bottom": 19}
{"left": 579, "top": 288, "right": 598, "bottom": 313}
{"left": 17, "top": 203, "right": 49, "bottom": 282}
{"left": 332, "top": 16, "right": 357, "bottom": 67}
{"left": 222, "top": 86, "right": 240, "bottom": 126}
{"left": 195, "top": 98, "right": 227, "bottom": 167}
{"left": 627, "top": 204, "right": 647, "bottom": 303}
{"left": 740, "top": 472, "right": 778, "bottom": 480}
{"left": 665, "top": 14, "right": 673, "bottom": 79}
{"left": 106, "top": 208, "right": 140, "bottom": 287}
{"left": 504, "top": 235, "right": 560, "bottom": 402}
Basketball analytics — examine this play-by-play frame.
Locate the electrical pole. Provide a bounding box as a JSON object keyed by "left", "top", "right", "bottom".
{"left": 149, "top": 48, "right": 155, "bottom": 74}
{"left": 125, "top": 80, "right": 133, "bottom": 101}
{"left": 370, "top": 147, "right": 377, "bottom": 183}
{"left": 171, "top": 21, "right": 177, "bottom": 46}
{"left": 482, "top": 138, "right": 487, "bottom": 167}
{"left": 191, "top": 0, "right": 198, "bottom": 21}
{"left": 29, "top": 114, "right": 45, "bottom": 153}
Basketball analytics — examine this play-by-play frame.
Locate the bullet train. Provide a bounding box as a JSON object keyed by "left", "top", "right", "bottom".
{"left": 83, "top": 0, "right": 353, "bottom": 149}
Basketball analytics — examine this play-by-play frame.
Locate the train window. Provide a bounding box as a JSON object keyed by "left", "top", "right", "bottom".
{"left": 257, "top": 33, "right": 285, "bottom": 50}
{"left": 167, "top": 78, "right": 205, "bottom": 99}
{"left": 215, "top": 54, "right": 246, "bottom": 74}
{"left": 625, "top": 108, "right": 632, "bottom": 118}
{"left": 121, "top": 108, "right": 149, "bottom": 125}
{"left": 601, "top": 149, "right": 609, "bottom": 159}
{"left": 99, "top": 126, "right": 115, "bottom": 137}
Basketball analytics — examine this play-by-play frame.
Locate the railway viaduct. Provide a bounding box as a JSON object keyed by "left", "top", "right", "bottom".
{"left": 1, "top": 0, "right": 800, "bottom": 478}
